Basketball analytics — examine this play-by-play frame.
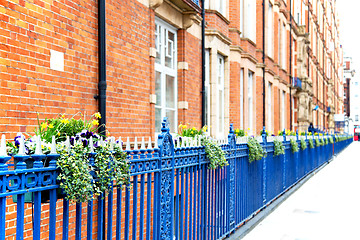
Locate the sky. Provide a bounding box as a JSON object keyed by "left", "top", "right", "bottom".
{"left": 337, "top": 0, "right": 360, "bottom": 72}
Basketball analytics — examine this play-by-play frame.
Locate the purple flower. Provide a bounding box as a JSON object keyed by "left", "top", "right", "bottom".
{"left": 81, "top": 138, "right": 88, "bottom": 147}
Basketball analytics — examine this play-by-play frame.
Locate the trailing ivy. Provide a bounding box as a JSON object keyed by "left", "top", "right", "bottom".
{"left": 329, "top": 137, "right": 334, "bottom": 144}
{"left": 315, "top": 138, "right": 321, "bottom": 147}
{"left": 93, "top": 145, "right": 130, "bottom": 196}
{"left": 247, "top": 137, "right": 266, "bottom": 163}
{"left": 320, "top": 138, "right": 325, "bottom": 146}
{"left": 290, "top": 138, "right": 299, "bottom": 153}
{"left": 300, "top": 139, "right": 307, "bottom": 150}
{"left": 202, "top": 138, "right": 228, "bottom": 169}
{"left": 308, "top": 138, "right": 315, "bottom": 148}
{"left": 57, "top": 142, "right": 130, "bottom": 203}
{"left": 273, "top": 139, "right": 285, "bottom": 156}
{"left": 57, "top": 143, "right": 94, "bottom": 203}
{"left": 324, "top": 137, "right": 328, "bottom": 145}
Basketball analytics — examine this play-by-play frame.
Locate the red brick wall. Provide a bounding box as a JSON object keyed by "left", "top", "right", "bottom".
{"left": 177, "top": 30, "right": 202, "bottom": 129}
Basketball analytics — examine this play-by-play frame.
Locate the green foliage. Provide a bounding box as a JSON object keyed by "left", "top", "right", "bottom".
{"left": 234, "top": 128, "right": 245, "bottom": 137}
{"left": 93, "top": 145, "right": 130, "bottom": 195}
{"left": 273, "top": 139, "right": 285, "bottom": 156}
{"left": 178, "top": 124, "right": 207, "bottom": 138}
{"left": 202, "top": 138, "right": 228, "bottom": 169}
{"left": 300, "top": 139, "right": 307, "bottom": 150}
{"left": 178, "top": 125, "right": 227, "bottom": 169}
{"left": 247, "top": 137, "right": 266, "bottom": 163}
{"left": 315, "top": 138, "right": 321, "bottom": 147}
{"left": 56, "top": 142, "right": 130, "bottom": 203}
{"left": 308, "top": 138, "right": 315, "bottom": 148}
{"left": 329, "top": 136, "right": 334, "bottom": 144}
{"left": 57, "top": 143, "right": 94, "bottom": 203}
{"left": 320, "top": 138, "right": 325, "bottom": 146}
{"left": 290, "top": 138, "right": 299, "bottom": 153}
{"left": 324, "top": 137, "right": 328, "bottom": 145}
{"left": 35, "top": 113, "right": 102, "bottom": 143}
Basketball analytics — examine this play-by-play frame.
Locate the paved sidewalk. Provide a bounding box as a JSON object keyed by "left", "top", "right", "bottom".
{"left": 241, "top": 141, "right": 360, "bottom": 240}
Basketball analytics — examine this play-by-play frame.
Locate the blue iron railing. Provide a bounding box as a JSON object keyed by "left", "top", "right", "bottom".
{"left": 0, "top": 119, "right": 353, "bottom": 240}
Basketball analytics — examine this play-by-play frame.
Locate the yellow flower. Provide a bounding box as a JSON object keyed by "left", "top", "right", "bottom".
{"left": 48, "top": 124, "right": 54, "bottom": 129}
{"left": 61, "top": 119, "right": 69, "bottom": 124}
{"left": 192, "top": 127, "right": 196, "bottom": 131}
{"left": 191, "top": 131, "right": 194, "bottom": 134}
{"left": 61, "top": 114, "right": 65, "bottom": 119}
{"left": 94, "top": 112, "right": 101, "bottom": 119}
{"left": 41, "top": 122, "right": 48, "bottom": 130}
{"left": 182, "top": 125, "right": 187, "bottom": 129}
{"left": 92, "top": 120, "right": 99, "bottom": 126}
{"left": 57, "top": 132, "right": 60, "bottom": 136}
{"left": 203, "top": 126, "right": 208, "bottom": 132}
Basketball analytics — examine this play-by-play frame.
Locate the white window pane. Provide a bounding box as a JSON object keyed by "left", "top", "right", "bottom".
{"left": 155, "top": 25, "right": 161, "bottom": 64}
{"left": 166, "top": 75, "right": 175, "bottom": 108}
{"left": 219, "top": 89, "right": 224, "bottom": 130}
{"left": 155, "top": 108, "right": 162, "bottom": 132}
{"left": 166, "top": 110, "right": 176, "bottom": 133}
{"left": 155, "top": 71, "right": 162, "bottom": 106}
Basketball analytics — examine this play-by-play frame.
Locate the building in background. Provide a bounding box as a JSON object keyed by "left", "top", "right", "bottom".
{"left": 0, "top": 0, "right": 344, "bottom": 139}
{"left": 342, "top": 56, "right": 360, "bottom": 134}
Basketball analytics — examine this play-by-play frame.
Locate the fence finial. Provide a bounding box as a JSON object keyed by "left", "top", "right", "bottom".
{"left": 134, "top": 137, "right": 138, "bottom": 150}
{"left": 147, "top": 137, "right": 152, "bottom": 150}
{"left": 0, "top": 135, "right": 8, "bottom": 157}
{"left": 35, "top": 135, "right": 43, "bottom": 155}
{"left": 261, "top": 126, "right": 266, "bottom": 143}
{"left": 161, "top": 117, "right": 170, "bottom": 133}
{"left": 176, "top": 137, "right": 180, "bottom": 148}
{"left": 89, "top": 136, "right": 94, "bottom": 153}
{"left": 229, "top": 123, "right": 234, "bottom": 134}
{"left": 141, "top": 137, "right": 146, "bottom": 150}
{"left": 18, "top": 134, "right": 26, "bottom": 155}
{"left": 65, "top": 136, "right": 70, "bottom": 151}
{"left": 126, "top": 137, "right": 131, "bottom": 151}
{"left": 118, "top": 137, "right": 122, "bottom": 149}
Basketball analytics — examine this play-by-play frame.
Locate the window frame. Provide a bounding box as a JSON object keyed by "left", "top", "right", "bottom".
{"left": 154, "top": 18, "right": 178, "bottom": 133}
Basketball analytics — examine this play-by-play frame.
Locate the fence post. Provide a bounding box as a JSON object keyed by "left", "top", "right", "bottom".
{"left": 261, "top": 127, "right": 267, "bottom": 204}
{"left": 0, "top": 135, "right": 10, "bottom": 240}
{"left": 227, "top": 124, "right": 236, "bottom": 230}
{"left": 282, "top": 130, "right": 286, "bottom": 190}
{"left": 157, "top": 118, "right": 175, "bottom": 240}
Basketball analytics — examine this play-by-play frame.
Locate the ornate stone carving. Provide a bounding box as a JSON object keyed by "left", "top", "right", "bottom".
{"left": 150, "top": 0, "right": 163, "bottom": 9}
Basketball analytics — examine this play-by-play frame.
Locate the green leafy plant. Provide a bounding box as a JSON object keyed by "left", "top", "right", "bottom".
{"left": 273, "top": 139, "right": 285, "bottom": 156}
{"left": 321, "top": 138, "right": 325, "bottom": 146}
{"left": 93, "top": 144, "right": 130, "bottom": 195}
{"left": 234, "top": 128, "right": 245, "bottom": 137}
{"left": 300, "top": 139, "right": 307, "bottom": 150}
{"left": 324, "top": 137, "right": 328, "bottom": 145}
{"left": 177, "top": 125, "right": 227, "bottom": 169}
{"left": 247, "top": 137, "right": 266, "bottom": 163}
{"left": 178, "top": 124, "right": 207, "bottom": 138}
{"left": 56, "top": 143, "right": 130, "bottom": 203}
{"left": 315, "top": 138, "right": 320, "bottom": 147}
{"left": 290, "top": 138, "right": 299, "bottom": 153}
{"left": 57, "top": 143, "right": 94, "bottom": 203}
{"left": 202, "top": 138, "right": 228, "bottom": 169}
{"left": 308, "top": 138, "right": 315, "bottom": 148}
{"left": 35, "top": 112, "right": 102, "bottom": 143}
{"left": 329, "top": 137, "right": 334, "bottom": 144}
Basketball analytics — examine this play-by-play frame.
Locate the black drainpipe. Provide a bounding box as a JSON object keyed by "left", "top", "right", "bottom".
{"left": 201, "top": 0, "right": 206, "bottom": 127}
{"left": 289, "top": 0, "right": 293, "bottom": 130}
{"left": 98, "top": 0, "right": 107, "bottom": 238}
{"left": 98, "top": 0, "right": 107, "bottom": 136}
{"left": 262, "top": 0, "right": 266, "bottom": 128}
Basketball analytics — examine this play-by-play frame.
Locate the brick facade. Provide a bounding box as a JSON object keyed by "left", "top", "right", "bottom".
{"left": 0, "top": 0, "right": 343, "bottom": 137}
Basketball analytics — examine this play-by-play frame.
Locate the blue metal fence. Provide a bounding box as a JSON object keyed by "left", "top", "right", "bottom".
{"left": 0, "top": 119, "right": 353, "bottom": 240}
